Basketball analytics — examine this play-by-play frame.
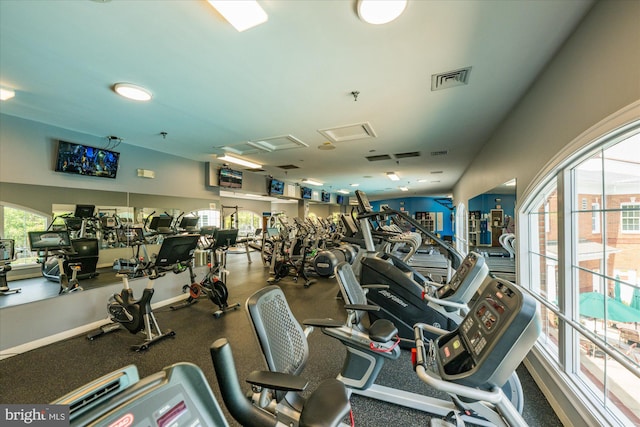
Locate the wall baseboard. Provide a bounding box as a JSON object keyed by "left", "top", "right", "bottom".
{"left": 0, "top": 294, "right": 188, "bottom": 360}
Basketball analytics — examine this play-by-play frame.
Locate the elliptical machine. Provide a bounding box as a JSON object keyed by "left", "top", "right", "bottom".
{"left": 87, "top": 234, "right": 200, "bottom": 351}
{"left": 170, "top": 228, "right": 240, "bottom": 318}
{"left": 0, "top": 239, "right": 21, "bottom": 295}
{"left": 352, "top": 190, "right": 486, "bottom": 347}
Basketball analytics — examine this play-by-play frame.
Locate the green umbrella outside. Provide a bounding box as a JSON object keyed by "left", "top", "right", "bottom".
{"left": 631, "top": 287, "right": 640, "bottom": 311}
{"left": 579, "top": 292, "right": 640, "bottom": 323}
{"left": 614, "top": 275, "right": 621, "bottom": 302}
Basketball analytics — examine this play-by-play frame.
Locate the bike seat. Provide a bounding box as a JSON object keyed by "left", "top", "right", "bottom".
{"left": 369, "top": 318, "right": 398, "bottom": 343}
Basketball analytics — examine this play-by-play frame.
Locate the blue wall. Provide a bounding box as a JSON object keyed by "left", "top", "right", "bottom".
{"left": 468, "top": 193, "right": 516, "bottom": 245}
{"left": 468, "top": 193, "right": 516, "bottom": 218}
{"left": 369, "top": 197, "right": 454, "bottom": 238}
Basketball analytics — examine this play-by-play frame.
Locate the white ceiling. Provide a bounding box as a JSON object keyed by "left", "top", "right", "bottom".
{"left": 0, "top": 0, "right": 594, "bottom": 199}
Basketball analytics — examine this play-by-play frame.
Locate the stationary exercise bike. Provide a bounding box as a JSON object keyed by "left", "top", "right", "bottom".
{"left": 0, "top": 239, "right": 21, "bottom": 295}
{"left": 87, "top": 234, "right": 200, "bottom": 351}
{"left": 170, "top": 228, "right": 240, "bottom": 318}
{"left": 28, "top": 230, "right": 84, "bottom": 294}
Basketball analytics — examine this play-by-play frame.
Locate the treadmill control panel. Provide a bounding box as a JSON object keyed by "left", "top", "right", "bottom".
{"left": 56, "top": 363, "right": 229, "bottom": 427}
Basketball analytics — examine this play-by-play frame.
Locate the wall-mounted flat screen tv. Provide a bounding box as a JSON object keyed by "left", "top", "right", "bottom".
{"left": 321, "top": 191, "right": 330, "bottom": 203}
{"left": 336, "top": 195, "right": 345, "bottom": 204}
{"left": 55, "top": 140, "right": 120, "bottom": 179}
{"left": 219, "top": 167, "right": 242, "bottom": 189}
{"left": 269, "top": 179, "right": 284, "bottom": 196}
{"left": 301, "top": 186, "right": 312, "bottom": 199}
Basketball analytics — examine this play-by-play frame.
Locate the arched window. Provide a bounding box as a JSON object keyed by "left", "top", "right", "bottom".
{"left": 521, "top": 116, "right": 640, "bottom": 426}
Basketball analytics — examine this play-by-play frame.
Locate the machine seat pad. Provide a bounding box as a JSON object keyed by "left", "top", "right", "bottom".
{"left": 299, "top": 378, "right": 350, "bottom": 427}
{"left": 369, "top": 319, "right": 398, "bottom": 343}
{"left": 246, "top": 370, "right": 308, "bottom": 392}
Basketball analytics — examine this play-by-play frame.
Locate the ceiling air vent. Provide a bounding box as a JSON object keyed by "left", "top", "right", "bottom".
{"left": 430, "top": 150, "right": 448, "bottom": 156}
{"left": 277, "top": 164, "right": 299, "bottom": 170}
{"left": 366, "top": 154, "right": 392, "bottom": 162}
{"left": 318, "top": 122, "right": 377, "bottom": 143}
{"left": 394, "top": 151, "right": 420, "bottom": 159}
{"left": 248, "top": 135, "right": 308, "bottom": 152}
{"left": 431, "top": 67, "right": 471, "bottom": 91}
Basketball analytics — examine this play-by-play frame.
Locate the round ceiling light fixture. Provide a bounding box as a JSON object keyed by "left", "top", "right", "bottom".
{"left": 357, "top": 0, "right": 407, "bottom": 25}
{"left": 113, "top": 83, "right": 152, "bottom": 101}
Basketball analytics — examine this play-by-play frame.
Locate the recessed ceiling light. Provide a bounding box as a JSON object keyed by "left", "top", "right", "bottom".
{"left": 350, "top": 183, "right": 360, "bottom": 187}
{"left": 207, "top": 0, "right": 268, "bottom": 32}
{"left": 417, "top": 179, "right": 427, "bottom": 183}
{"left": 0, "top": 87, "right": 16, "bottom": 101}
{"left": 302, "top": 178, "right": 323, "bottom": 186}
{"left": 399, "top": 187, "right": 409, "bottom": 192}
{"left": 338, "top": 189, "right": 350, "bottom": 194}
{"left": 357, "top": 0, "right": 407, "bottom": 25}
{"left": 113, "top": 83, "right": 152, "bottom": 101}
{"left": 386, "top": 172, "right": 400, "bottom": 181}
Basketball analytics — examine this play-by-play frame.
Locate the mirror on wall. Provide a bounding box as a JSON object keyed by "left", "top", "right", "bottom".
{"left": 467, "top": 179, "right": 516, "bottom": 281}
{"left": 467, "top": 179, "right": 516, "bottom": 249}
{"left": 0, "top": 183, "right": 220, "bottom": 309}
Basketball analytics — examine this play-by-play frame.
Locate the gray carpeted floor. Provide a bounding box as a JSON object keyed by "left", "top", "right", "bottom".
{"left": 0, "top": 253, "right": 561, "bottom": 426}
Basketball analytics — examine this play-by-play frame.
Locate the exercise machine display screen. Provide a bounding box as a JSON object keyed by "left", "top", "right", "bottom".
{"left": 179, "top": 216, "right": 199, "bottom": 229}
{"left": 154, "top": 234, "right": 200, "bottom": 267}
{"left": 355, "top": 190, "right": 373, "bottom": 213}
{"left": 213, "top": 229, "right": 238, "bottom": 248}
{"left": 436, "top": 277, "right": 540, "bottom": 388}
{"left": 435, "top": 251, "right": 488, "bottom": 302}
{"left": 117, "top": 227, "right": 145, "bottom": 244}
{"left": 1, "top": 239, "right": 15, "bottom": 262}
{"left": 55, "top": 363, "right": 228, "bottom": 427}
{"left": 74, "top": 204, "right": 95, "bottom": 218}
{"left": 28, "top": 230, "right": 72, "bottom": 250}
{"left": 149, "top": 216, "right": 173, "bottom": 231}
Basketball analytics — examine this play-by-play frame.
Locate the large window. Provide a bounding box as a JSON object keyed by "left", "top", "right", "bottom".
{"left": 620, "top": 203, "right": 640, "bottom": 233}
{"left": 522, "top": 121, "right": 640, "bottom": 426}
{"left": 1, "top": 204, "right": 48, "bottom": 265}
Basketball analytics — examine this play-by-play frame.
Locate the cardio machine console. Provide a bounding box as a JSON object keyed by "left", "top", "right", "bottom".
{"left": 435, "top": 277, "right": 540, "bottom": 389}
{"left": 1, "top": 239, "right": 15, "bottom": 264}
{"left": 435, "top": 251, "right": 488, "bottom": 303}
{"left": 53, "top": 363, "right": 228, "bottom": 427}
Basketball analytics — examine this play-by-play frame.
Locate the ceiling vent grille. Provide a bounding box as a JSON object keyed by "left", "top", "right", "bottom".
{"left": 247, "top": 134, "right": 308, "bottom": 152}
{"left": 430, "top": 150, "right": 448, "bottom": 156}
{"left": 366, "top": 154, "right": 392, "bottom": 162}
{"left": 219, "top": 135, "right": 307, "bottom": 155}
{"left": 394, "top": 151, "right": 420, "bottom": 159}
{"left": 277, "top": 164, "right": 299, "bottom": 170}
{"left": 318, "top": 122, "right": 377, "bottom": 143}
{"left": 431, "top": 67, "right": 471, "bottom": 91}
